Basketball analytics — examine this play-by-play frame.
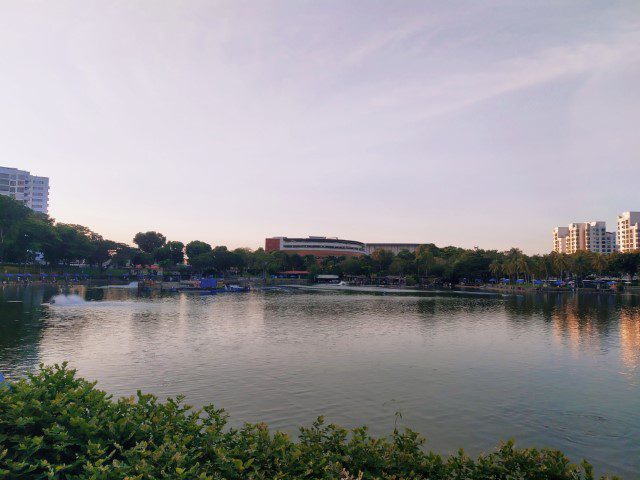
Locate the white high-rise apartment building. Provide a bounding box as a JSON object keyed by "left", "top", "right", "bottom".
{"left": 617, "top": 211, "right": 640, "bottom": 253}
{"left": 553, "top": 227, "right": 569, "bottom": 253}
{"left": 0, "top": 166, "right": 50, "bottom": 214}
{"left": 553, "top": 221, "right": 616, "bottom": 254}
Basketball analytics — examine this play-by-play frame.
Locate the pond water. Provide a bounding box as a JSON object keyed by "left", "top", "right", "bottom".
{"left": 1, "top": 285, "right": 639, "bottom": 478}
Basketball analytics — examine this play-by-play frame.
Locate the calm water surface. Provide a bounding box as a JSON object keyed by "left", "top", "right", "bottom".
{"left": 1, "top": 285, "right": 639, "bottom": 478}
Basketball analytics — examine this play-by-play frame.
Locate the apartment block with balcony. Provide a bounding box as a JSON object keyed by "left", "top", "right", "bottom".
{"left": 553, "top": 221, "right": 616, "bottom": 254}
{"left": 553, "top": 227, "right": 569, "bottom": 253}
{"left": 617, "top": 211, "right": 640, "bottom": 253}
{"left": 0, "top": 166, "right": 50, "bottom": 214}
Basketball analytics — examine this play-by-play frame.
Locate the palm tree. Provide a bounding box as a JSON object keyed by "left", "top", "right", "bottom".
{"left": 416, "top": 250, "right": 434, "bottom": 278}
{"left": 571, "top": 252, "right": 591, "bottom": 284}
{"left": 552, "top": 253, "right": 569, "bottom": 280}
{"left": 592, "top": 254, "right": 608, "bottom": 276}
{"left": 502, "top": 248, "right": 521, "bottom": 282}
{"left": 542, "top": 254, "right": 554, "bottom": 280}
{"left": 489, "top": 260, "right": 503, "bottom": 280}
{"left": 504, "top": 259, "right": 517, "bottom": 282}
{"left": 528, "top": 255, "right": 545, "bottom": 282}
{"left": 516, "top": 255, "right": 530, "bottom": 283}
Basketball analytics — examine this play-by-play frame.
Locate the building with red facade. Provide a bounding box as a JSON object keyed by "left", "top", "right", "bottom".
{"left": 265, "top": 236, "right": 366, "bottom": 257}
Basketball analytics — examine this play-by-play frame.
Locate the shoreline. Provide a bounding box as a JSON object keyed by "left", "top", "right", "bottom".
{"left": 456, "top": 284, "right": 640, "bottom": 295}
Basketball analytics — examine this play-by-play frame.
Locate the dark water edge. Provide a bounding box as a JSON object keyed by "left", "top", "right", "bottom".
{"left": 1, "top": 284, "right": 639, "bottom": 478}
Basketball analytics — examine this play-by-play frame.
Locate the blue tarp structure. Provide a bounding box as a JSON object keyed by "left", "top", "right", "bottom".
{"left": 607, "top": 281, "right": 616, "bottom": 285}
{"left": 516, "top": 279, "right": 525, "bottom": 284}
{"left": 502, "top": 278, "right": 510, "bottom": 283}
{"left": 554, "top": 280, "right": 563, "bottom": 286}
{"left": 489, "top": 278, "right": 497, "bottom": 283}
{"left": 200, "top": 278, "right": 218, "bottom": 289}
{"left": 0, "top": 372, "right": 11, "bottom": 390}
{"left": 533, "top": 280, "right": 542, "bottom": 285}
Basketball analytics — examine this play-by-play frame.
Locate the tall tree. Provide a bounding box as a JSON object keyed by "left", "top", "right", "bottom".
{"left": 552, "top": 252, "right": 570, "bottom": 280}
{"left": 133, "top": 231, "right": 166, "bottom": 253}
{"left": 51, "top": 224, "right": 95, "bottom": 265}
{"left": 570, "top": 252, "right": 592, "bottom": 282}
{"left": 489, "top": 260, "right": 503, "bottom": 280}
{"left": 111, "top": 243, "right": 137, "bottom": 268}
{"left": 154, "top": 241, "right": 185, "bottom": 265}
{"left": 0, "top": 197, "right": 30, "bottom": 260}
{"left": 185, "top": 240, "right": 212, "bottom": 260}
{"left": 592, "top": 254, "right": 608, "bottom": 276}
{"left": 371, "top": 249, "right": 394, "bottom": 273}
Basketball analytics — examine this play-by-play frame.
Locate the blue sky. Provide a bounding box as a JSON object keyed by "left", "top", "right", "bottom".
{"left": 1, "top": 1, "right": 639, "bottom": 253}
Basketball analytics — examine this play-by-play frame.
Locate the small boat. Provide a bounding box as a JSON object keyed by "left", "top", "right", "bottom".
{"left": 226, "top": 284, "right": 250, "bottom": 292}
{"left": 198, "top": 285, "right": 250, "bottom": 295}
{"left": 179, "top": 279, "right": 250, "bottom": 294}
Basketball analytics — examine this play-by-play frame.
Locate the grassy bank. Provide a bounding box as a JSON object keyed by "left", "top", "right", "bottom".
{"left": 0, "top": 364, "right": 617, "bottom": 479}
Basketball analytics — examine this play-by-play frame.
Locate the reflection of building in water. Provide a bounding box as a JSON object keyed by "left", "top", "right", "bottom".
{"left": 552, "top": 297, "right": 603, "bottom": 354}
{"left": 552, "top": 296, "right": 640, "bottom": 370}
{"left": 619, "top": 310, "right": 640, "bottom": 369}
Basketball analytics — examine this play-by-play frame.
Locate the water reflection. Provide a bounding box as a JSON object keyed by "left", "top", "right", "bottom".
{"left": 0, "top": 285, "right": 56, "bottom": 375}
{"left": 0, "top": 287, "right": 639, "bottom": 478}
{"left": 492, "top": 293, "right": 640, "bottom": 371}
{"left": 620, "top": 309, "right": 640, "bottom": 371}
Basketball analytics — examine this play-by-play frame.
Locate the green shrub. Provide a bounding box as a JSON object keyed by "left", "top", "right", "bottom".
{"left": 0, "top": 364, "right": 618, "bottom": 479}
{"left": 405, "top": 275, "right": 418, "bottom": 287}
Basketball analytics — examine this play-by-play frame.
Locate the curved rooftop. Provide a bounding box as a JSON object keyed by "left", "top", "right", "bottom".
{"left": 265, "top": 236, "right": 365, "bottom": 257}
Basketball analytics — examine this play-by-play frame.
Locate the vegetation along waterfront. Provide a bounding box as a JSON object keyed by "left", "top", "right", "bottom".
{"left": 2, "top": 2, "right": 639, "bottom": 479}
{"left": 2, "top": 196, "right": 639, "bottom": 285}
{"left": 0, "top": 364, "right": 619, "bottom": 479}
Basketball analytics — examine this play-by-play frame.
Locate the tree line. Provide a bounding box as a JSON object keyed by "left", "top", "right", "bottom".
{"left": 1, "top": 195, "right": 639, "bottom": 280}
{"left": 290, "top": 245, "right": 640, "bottom": 283}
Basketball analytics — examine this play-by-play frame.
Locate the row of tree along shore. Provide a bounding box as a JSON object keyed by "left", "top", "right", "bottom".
{"left": 1, "top": 195, "right": 639, "bottom": 286}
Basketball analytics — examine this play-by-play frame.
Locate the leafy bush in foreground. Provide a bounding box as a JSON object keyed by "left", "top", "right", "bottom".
{"left": 0, "top": 364, "right": 618, "bottom": 479}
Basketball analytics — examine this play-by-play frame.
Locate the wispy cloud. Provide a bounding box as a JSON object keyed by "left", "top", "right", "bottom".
{"left": 361, "top": 30, "right": 640, "bottom": 122}
{"left": 0, "top": 1, "right": 638, "bottom": 252}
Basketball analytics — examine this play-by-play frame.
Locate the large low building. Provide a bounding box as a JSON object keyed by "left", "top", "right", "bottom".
{"left": 364, "top": 243, "right": 421, "bottom": 255}
{"left": 265, "top": 236, "right": 366, "bottom": 257}
{"left": 0, "top": 166, "right": 50, "bottom": 214}
{"left": 552, "top": 221, "right": 616, "bottom": 254}
{"left": 617, "top": 211, "right": 640, "bottom": 253}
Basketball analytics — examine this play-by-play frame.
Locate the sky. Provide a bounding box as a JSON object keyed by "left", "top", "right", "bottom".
{"left": 1, "top": 1, "right": 639, "bottom": 254}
